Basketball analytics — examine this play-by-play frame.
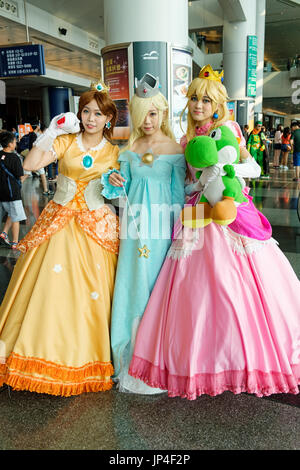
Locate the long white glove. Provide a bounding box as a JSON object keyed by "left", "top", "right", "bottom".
{"left": 185, "top": 165, "right": 221, "bottom": 195}
{"left": 34, "top": 112, "right": 80, "bottom": 151}
{"left": 233, "top": 157, "right": 261, "bottom": 179}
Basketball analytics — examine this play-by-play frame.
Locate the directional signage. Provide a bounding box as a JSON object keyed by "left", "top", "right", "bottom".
{"left": 246, "top": 35, "right": 257, "bottom": 98}
{"left": 0, "top": 44, "right": 45, "bottom": 78}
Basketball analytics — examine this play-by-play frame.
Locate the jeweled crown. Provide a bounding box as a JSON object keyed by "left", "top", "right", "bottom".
{"left": 90, "top": 79, "right": 110, "bottom": 94}
{"left": 135, "top": 73, "right": 160, "bottom": 98}
{"left": 199, "top": 65, "right": 224, "bottom": 83}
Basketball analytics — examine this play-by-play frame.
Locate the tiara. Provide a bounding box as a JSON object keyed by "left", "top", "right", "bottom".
{"left": 199, "top": 65, "right": 224, "bottom": 83}
{"left": 135, "top": 73, "right": 160, "bottom": 98}
{"left": 90, "top": 79, "right": 110, "bottom": 93}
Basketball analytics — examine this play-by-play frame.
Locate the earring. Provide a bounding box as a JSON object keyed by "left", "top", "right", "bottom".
{"left": 105, "top": 121, "right": 111, "bottom": 129}
{"left": 213, "top": 112, "right": 219, "bottom": 119}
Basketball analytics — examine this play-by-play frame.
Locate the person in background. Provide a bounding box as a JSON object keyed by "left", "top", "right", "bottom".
{"left": 11, "top": 127, "right": 19, "bottom": 141}
{"left": 247, "top": 121, "right": 265, "bottom": 176}
{"left": 280, "top": 127, "right": 292, "bottom": 171}
{"left": 21, "top": 121, "right": 54, "bottom": 196}
{"left": 242, "top": 124, "right": 249, "bottom": 142}
{"left": 260, "top": 126, "right": 270, "bottom": 179}
{"left": 46, "top": 121, "right": 59, "bottom": 182}
{"left": 0, "top": 131, "right": 26, "bottom": 249}
{"left": 273, "top": 125, "right": 283, "bottom": 169}
{"left": 290, "top": 121, "right": 300, "bottom": 182}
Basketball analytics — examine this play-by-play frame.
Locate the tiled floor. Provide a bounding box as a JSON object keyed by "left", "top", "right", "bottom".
{"left": 0, "top": 167, "right": 299, "bottom": 451}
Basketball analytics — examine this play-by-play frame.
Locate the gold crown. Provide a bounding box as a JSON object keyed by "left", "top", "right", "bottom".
{"left": 90, "top": 79, "right": 110, "bottom": 94}
{"left": 199, "top": 65, "right": 224, "bottom": 83}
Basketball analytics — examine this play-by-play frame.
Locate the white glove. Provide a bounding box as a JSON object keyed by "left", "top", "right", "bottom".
{"left": 34, "top": 112, "right": 80, "bottom": 151}
{"left": 233, "top": 157, "right": 261, "bottom": 179}
{"left": 185, "top": 180, "right": 204, "bottom": 195}
{"left": 185, "top": 165, "right": 222, "bottom": 195}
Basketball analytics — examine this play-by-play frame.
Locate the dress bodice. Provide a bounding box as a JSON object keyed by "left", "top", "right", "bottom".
{"left": 120, "top": 150, "right": 185, "bottom": 182}
{"left": 52, "top": 133, "right": 119, "bottom": 182}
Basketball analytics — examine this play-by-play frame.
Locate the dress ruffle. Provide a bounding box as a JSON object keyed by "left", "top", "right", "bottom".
{"left": 0, "top": 353, "right": 113, "bottom": 397}
{"left": 129, "top": 356, "right": 300, "bottom": 400}
{"left": 17, "top": 199, "right": 119, "bottom": 254}
{"left": 101, "top": 169, "right": 126, "bottom": 199}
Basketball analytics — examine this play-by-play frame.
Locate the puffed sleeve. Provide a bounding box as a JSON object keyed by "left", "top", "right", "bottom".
{"left": 101, "top": 150, "right": 131, "bottom": 199}
{"left": 51, "top": 134, "right": 74, "bottom": 160}
{"left": 180, "top": 135, "right": 188, "bottom": 150}
{"left": 109, "top": 144, "right": 120, "bottom": 171}
{"left": 224, "top": 120, "right": 246, "bottom": 148}
{"left": 171, "top": 154, "right": 186, "bottom": 221}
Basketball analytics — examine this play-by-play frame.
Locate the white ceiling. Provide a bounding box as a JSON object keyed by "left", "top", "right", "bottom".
{"left": 265, "top": 0, "right": 300, "bottom": 70}
{"left": 26, "top": 0, "right": 105, "bottom": 37}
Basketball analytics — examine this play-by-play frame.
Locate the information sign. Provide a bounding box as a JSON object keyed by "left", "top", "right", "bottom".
{"left": 0, "top": 44, "right": 45, "bottom": 78}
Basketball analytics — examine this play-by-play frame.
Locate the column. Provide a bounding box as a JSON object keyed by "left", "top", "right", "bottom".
{"left": 104, "top": 0, "right": 188, "bottom": 46}
{"left": 48, "top": 87, "right": 72, "bottom": 119}
{"left": 219, "top": 0, "right": 256, "bottom": 128}
{"left": 255, "top": 0, "right": 266, "bottom": 118}
{"left": 222, "top": 0, "right": 257, "bottom": 100}
{"left": 103, "top": 0, "right": 190, "bottom": 141}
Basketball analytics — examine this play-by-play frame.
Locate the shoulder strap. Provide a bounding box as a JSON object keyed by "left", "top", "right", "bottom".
{"left": 0, "top": 160, "right": 22, "bottom": 199}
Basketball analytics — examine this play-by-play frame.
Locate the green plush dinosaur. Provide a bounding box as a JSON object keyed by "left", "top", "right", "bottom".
{"left": 181, "top": 125, "right": 248, "bottom": 228}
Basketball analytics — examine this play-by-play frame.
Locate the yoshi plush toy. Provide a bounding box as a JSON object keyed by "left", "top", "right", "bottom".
{"left": 181, "top": 125, "right": 248, "bottom": 228}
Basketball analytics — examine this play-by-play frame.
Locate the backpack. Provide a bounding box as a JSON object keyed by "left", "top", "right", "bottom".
{"left": 17, "top": 133, "right": 31, "bottom": 153}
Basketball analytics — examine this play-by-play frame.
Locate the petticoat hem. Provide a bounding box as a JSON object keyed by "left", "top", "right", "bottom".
{"left": 0, "top": 353, "right": 114, "bottom": 397}
{"left": 129, "top": 356, "right": 300, "bottom": 400}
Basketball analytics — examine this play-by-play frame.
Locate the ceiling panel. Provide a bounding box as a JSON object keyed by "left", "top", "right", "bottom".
{"left": 26, "top": 0, "right": 104, "bottom": 37}
{"left": 265, "top": 0, "right": 300, "bottom": 70}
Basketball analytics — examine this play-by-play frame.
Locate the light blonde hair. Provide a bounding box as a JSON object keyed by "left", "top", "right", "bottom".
{"left": 181, "top": 77, "right": 230, "bottom": 143}
{"left": 125, "top": 92, "right": 175, "bottom": 150}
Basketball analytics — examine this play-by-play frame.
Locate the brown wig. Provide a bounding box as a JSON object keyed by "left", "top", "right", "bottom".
{"left": 77, "top": 90, "right": 118, "bottom": 140}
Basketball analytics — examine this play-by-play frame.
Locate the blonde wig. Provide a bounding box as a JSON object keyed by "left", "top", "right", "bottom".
{"left": 126, "top": 92, "right": 175, "bottom": 150}
{"left": 181, "top": 77, "right": 230, "bottom": 143}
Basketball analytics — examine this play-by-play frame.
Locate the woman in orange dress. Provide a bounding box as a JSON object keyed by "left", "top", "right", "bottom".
{"left": 0, "top": 83, "right": 120, "bottom": 396}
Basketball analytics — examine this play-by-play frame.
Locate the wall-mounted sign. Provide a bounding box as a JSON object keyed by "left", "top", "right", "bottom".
{"left": 133, "top": 42, "right": 168, "bottom": 99}
{"left": 103, "top": 47, "right": 130, "bottom": 140}
{"left": 0, "top": 44, "right": 45, "bottom": 78}
{"left": 246, "top": 35, "right": 257, "bottom": 98}
{"left": 227, "top": 101, "right": 236, "bottom": 121}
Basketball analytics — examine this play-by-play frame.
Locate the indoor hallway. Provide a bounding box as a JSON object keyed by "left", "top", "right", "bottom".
{"left": 0, "top": 166, "right": 299, "bottom": 451}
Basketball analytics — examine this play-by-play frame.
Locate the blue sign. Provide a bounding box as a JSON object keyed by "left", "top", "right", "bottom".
{"left": 0, "top": 44, "right": 45, "bottom": 78}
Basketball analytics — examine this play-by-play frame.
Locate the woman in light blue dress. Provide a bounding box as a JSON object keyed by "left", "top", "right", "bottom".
{"left": 103, "top": 74, "right": 186, "bottom": 393}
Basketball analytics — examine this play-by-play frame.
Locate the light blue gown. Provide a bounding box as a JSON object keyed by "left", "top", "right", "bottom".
{"left": 103, "top": 149, "right": 186, "bottom": 393}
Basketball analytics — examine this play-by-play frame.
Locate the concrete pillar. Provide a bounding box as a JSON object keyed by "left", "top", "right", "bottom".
{"left": 47, "top": 87, "right": 72, "bottom": 119}
{"left": 255, "top": 0, "right": 266, "bottom": 116}
{"left": 102, "top": 0, "right": 191, "bottom": 141}
{"left": 104, "top": 0, "right": 188, "bottom": 46}
{"left": 41, "top": 87, "right": 51, "bottom": 127}
{"left": 222, "top": 0, "right": 257, "bottom": 100}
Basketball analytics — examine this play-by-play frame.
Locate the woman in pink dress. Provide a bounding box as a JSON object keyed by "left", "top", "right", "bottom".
{"left": 128, "top": 65, "right": 300, "bottom": 400}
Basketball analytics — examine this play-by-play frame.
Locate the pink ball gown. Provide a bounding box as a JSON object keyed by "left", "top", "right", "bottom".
{"left": 128, "top": 121, "right": 300, "bottom": 400}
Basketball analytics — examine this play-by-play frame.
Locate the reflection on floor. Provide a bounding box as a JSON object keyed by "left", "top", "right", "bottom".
{"left": 0, "top": 167, "right": 299, "bottom": 450}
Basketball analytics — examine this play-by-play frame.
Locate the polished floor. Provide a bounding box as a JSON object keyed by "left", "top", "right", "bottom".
{"left": 0, "top": 164, "right": 299, "bottom": 451}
